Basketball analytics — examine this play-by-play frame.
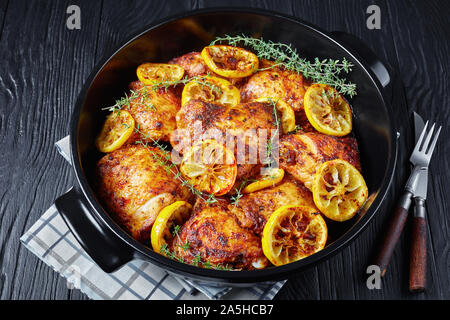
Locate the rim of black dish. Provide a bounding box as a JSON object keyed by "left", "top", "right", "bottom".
{"left": 69, "top": 7, "right": 398, "bottom": 283}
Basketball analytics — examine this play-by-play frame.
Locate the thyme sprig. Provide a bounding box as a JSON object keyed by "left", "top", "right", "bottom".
{"left": 172, "top": 225, "right": 191, "bottom": 251}
{"left": 160, "top": 241, "right": 232, "bottom": 271}
{"left": 211, "top": 34, "right": 356, "bottom": 97}
{"left": 264, "top": 97, "right": 280, "bottom": 167}
{"left": 291, "top": 124, "right": 303, "bottom": 134}
{"left": 102, "top": 89, "right": 140, "bottom": 115}
{"left": 230, "top": 177, "right": 259, "bottom": 208}
{"left": 103, "top": 87, "right": 156, "bottom": 116}
{"left": 230, "top": 183, "right": 245, "bottom": 208}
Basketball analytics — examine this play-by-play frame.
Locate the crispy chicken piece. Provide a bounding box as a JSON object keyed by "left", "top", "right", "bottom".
{"left": 169, "top": 52, "right": 212, "bottom": 78}
{"left": 126, "top": 81, "right": 180, "bottom": 143}
{"left": 96, "top": 145, "right": 192, "bottom": 243}
{"left": 230, "top": 174, "right": 318, "bottom": 235}
{"left": 279, "top": 132, "right": 361, "bottom": 190}
{"left": 169, "top": 52, "right": 247, "bottom": 88}
{"left": 171, "top": 99, "right": 278, "bottom": 183}
{"left": 172, "top": 199, "right": 269, "bottom": 270}
{"left": 240, "top": 60, "right": 311, "bottom": 113}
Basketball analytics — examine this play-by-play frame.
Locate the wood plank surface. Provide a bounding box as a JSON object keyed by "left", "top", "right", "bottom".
{"left": 384, "top": 0, "right": 450, "bottom": 299}
{"left": 0, "top": 0, "right": 102, "bottom": 300}
{"left": 0, "top": 0, "right": 448, "bottom": 300}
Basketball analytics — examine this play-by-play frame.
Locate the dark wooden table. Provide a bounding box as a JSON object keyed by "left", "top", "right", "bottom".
{"left": 0, "top": 0, "right": 448, "bottom": 300}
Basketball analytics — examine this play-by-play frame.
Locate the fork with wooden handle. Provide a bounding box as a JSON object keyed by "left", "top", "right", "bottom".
{"left": 408, "top": 112, "right": 428, "bottom": 292}
{"left": 374, "top": 121, "right": 441, "bottom": 287}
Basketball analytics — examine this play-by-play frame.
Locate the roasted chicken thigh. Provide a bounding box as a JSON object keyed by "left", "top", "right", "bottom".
{"left": 279, "top": 132, "right": 361, "bottom": 190}
{"left": 171, "top": 198, "right": 269, "bottom": 270}
{"left": 169, "top": 52, "right": 212, "bottom": 78}
{"left": 126, "top": 81, "right": 180, "bottom": 143}
{"left": 240, "top": 60, "right": 310, "bottom": 113}
{"left": 96, "top": 145, "right": 192, "bottom": 243}
{"left": 231, "top": 174, "right": 318, "bottom": 235}
{"left": 171, "top": 99, "right": 278, "bottom": 183}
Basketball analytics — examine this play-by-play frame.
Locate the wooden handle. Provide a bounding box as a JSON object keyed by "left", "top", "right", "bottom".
{"left": 374, "top": 192, "right": 412, "bottom": 276}
{"left": 409, "top": 216, "right": 427, "bottom": 292}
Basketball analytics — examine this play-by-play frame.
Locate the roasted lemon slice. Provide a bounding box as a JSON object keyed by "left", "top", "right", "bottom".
{"left": 304, "top": 83, "right": 352, "bottom": 136}
{"left": 95, "top": 110, "right": 135, "bottom": 153}
{"left": 254, "top": 97, "right": 296, "bottom": 133}
{"left": 136, "top": 63, "right": 184, "bottom": 85}
{"left": 201, "top": 45, "right": 259, "bottom": 78}
{"left": 181, "top": 76, "right": 240, "bottom": 107}
{"left": 262, "top": 205, "right": 328, "bottom": 266}
{"left": 151, "top": 201, "right": 192, "bottom": 254}
{"left": 242, "top": 168, "right": 285, "bottom": 194}
{"left": 312, "top": 159, "right": 368, "bottom": 222}
{"left": 180, "top": 139, "right": 237, "bottom": 196}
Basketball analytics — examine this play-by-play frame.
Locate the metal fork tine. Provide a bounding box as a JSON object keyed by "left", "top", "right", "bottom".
{"left": 426, "top": 125, "right": 441, "bottom": 156}
{"left": 414, "top": 121, "right": 428, "bottom": 153}
{"left": 421, "top": 123, "right": 435, "bottom": 152}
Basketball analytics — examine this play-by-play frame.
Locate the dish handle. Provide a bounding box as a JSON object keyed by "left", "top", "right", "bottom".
{"left": 55, "top": 187, "right": 134, "bottom": 273}
{"left": 331, "top": 31, "right": 390, "bottom": 88}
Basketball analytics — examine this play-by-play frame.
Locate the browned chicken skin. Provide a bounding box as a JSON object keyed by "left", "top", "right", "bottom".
{"left": 169, "top": 52, "right": 212, "bottom": 78}
{"left": 172, "top": 198, "right": 269, "bottom": 270}
{"left": 279, "top": 132, "right": 361, "bottom": 190}
{"left": 169, "top": 51, "right": 247, "bottom": 88}
{"left": 230, "top": 174, "right": 318, "bottom": 235}
{"left": 171, "top": 99, "right": 279, "bottom": 184}
{"left": 126, "top": 81, "right": 180, "bottom": 143}
{"left": 240, "top": 60, "right": 311, "bottom": 113}
{"left": 96, "top": 145, "right": 192, "bottom": 243}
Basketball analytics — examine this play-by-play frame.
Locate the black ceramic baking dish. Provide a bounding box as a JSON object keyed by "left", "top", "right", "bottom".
{"left": 55, "top": 8, "right": 397, "bottom": 286}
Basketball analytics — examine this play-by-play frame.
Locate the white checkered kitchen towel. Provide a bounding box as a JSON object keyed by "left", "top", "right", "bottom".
{"left": 20, "top": 136, "right": 286, "bottom": 300}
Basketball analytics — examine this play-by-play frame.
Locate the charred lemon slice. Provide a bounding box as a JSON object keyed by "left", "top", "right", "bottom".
{"left": 95, "top": 110, "right": 135, "bottom": 153}
{"left": 312, "top": 159, "right": 368, "bottom": 222}
{"left": 255, "top": 97, "right": 296, "bottom": 133}
{"left": 262, "top": 205, "right": 328, "bottom": 266}
{"left": 151, "top": 201, "right": 192, "bottom": 254}
{"left": 181, "top": 76, "right": 240, "bottom": 107}
{"left": 201, "top": 45, "right": 259, "bottom": 78}
{"left": 304, "top": 83, "right": 352, "bottom": 136}
{"left": 243, "top": 168, "right": 285, "bottom": 194}
{"left": 180, "top": 139, "right": 237, "bottom": 196}
{"left": 137, "top": 63, "right": 184, "bottom": 85}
